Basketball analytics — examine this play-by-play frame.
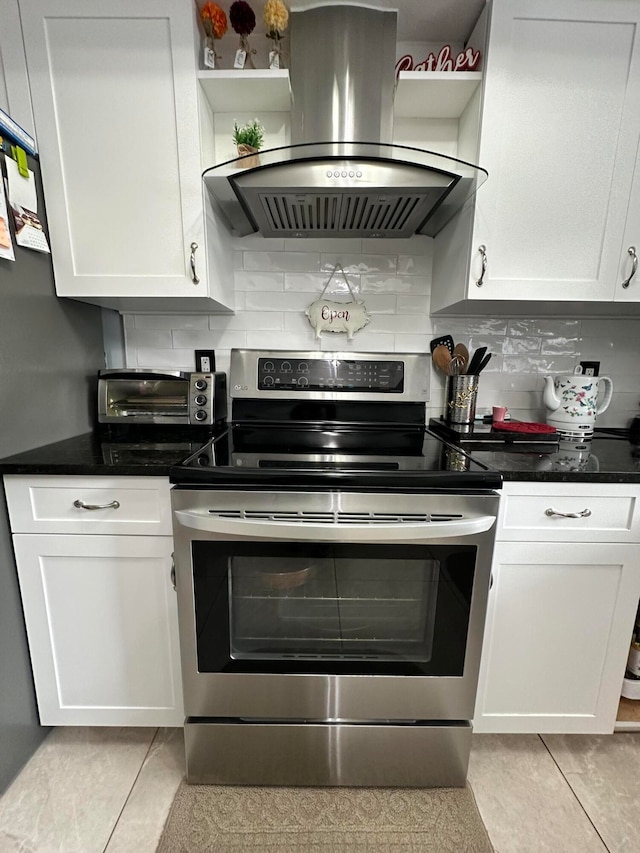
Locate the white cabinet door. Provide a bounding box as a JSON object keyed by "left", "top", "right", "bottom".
{"left": 474, "top": 541, "right": 640, "bottom": 734}
{"left": 432, "top": 0, "right": 640, "bottom": 313}
{"left": 18, "top": 0, "right": 234, "bottom": 313}
{"left": 13, "top": 533, "right": 184, "bottom": 726}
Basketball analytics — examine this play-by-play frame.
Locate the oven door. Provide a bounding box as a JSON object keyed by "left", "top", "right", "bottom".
{"left": 172, "top": 489, "right": 498, "bottom": 723}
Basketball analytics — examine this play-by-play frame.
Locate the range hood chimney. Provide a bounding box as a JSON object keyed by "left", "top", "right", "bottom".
{"left": 203, "top": 3, "right": 487, "bottom": 239}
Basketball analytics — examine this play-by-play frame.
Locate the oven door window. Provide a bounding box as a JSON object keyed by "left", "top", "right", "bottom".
{"left": 192, "top": 542, "right": 476, "bottom": 676}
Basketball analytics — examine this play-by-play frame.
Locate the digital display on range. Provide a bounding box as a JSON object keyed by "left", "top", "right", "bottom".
{"left": 257, "top": 358, "right": 404, "bottom": 392}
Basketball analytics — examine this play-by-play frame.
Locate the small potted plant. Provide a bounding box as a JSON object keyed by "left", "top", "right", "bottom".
{"left": 233, "top": 118, "right": 265, "bottom": 167}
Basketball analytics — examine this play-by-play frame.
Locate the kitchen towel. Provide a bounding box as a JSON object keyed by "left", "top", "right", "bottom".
{"left": 156, "top": 780, "right": 494, "bottom": 852}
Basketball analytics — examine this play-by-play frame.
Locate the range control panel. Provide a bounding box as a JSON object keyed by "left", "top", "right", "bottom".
{"left": 257, "top": 357, "right": 404, "bottom": 393}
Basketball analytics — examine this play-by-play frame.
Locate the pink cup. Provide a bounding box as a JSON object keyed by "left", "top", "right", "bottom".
{"left": 492, "top": 406, "right": 507, "bottom": 422}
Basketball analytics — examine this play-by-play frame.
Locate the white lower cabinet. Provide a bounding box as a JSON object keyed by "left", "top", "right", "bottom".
{"left": 5, "top": 476, "right": 183, "bottom": 726}
{"left": 474, "top": 483, "right": 640, "bottom": 734}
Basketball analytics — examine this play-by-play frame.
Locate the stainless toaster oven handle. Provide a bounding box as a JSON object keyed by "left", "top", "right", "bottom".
{"left": 74, "top": 499, "right": 121, "bottom": 511}
{"left": 173, "top": 510, "right": 495, "bottom": 541}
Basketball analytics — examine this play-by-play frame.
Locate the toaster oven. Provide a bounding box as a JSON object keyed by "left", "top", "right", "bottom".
{"left": 98, "top": 369, "right": 227, "bottom": 426}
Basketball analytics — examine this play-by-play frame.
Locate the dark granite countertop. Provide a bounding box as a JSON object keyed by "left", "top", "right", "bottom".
{"left": 0, "top": 428, "right": 216, "bottom": 477}
{"left": 1, "top": 427, "right": 639, "bottom": 484}
{"left": 461, "top": 430, "right": 640, "bottom": 484}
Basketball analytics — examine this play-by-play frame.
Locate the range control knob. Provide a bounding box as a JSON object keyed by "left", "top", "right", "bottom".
{"left": 194, "top": 394, "right": 207, "bottom": 406}
{"left": 194, "top": 410, "right": 208, "bottom": 421}
{"left": 194, "top": 378, "right": 208, "bottom": 391}
{"left": 263, "top": 375, "right": 275, "bottom": 386}
{"left": 297, "top": 376, "right": 309, "bottom": 387}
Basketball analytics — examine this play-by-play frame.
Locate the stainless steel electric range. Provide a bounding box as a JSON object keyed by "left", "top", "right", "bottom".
{"left": 170, "top": 350, "right": 502, "bottom": 788}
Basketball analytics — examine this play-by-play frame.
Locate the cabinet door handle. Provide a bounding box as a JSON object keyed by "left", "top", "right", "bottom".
{"left": 73, "top": 499, "right": 120, "bottom": 511}
{"left": 621, "top": 246, "right": 638, "bottom": 289}
{"left": 475, "top": 244, "right": 487, "bottom": 287}
{"left": 545, "top": 507, "right": 591, "bottom": 519}
{"left": 190, "top": 242, "right": 200, "bottom": 284}
{"left": 170, "top": 553, "right": 176, "bottom": 591}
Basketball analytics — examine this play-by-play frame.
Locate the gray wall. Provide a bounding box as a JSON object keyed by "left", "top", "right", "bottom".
{"left": 0, "top": 154, "right": 105, "bottom": 793}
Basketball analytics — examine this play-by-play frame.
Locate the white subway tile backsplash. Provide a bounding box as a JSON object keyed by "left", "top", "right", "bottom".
{"left": 360, "top": 273, "right": 426, "bottom": 293}
{"left": 358, "top": 294, "right": 397, "bottom": 314}
{"left": 397, "top": 254, "right": 433, "bottom": 276}
{"left": 394, "top": 333, "right": 434, "bottom": 351}
{"left": 362, "top": 236, "right": 432, "bottom": 256}
{"left": 135, "top": 348, "right": 195, "bottom": 369}
{"left": 286, "top": 238, "right": 362, "bottom": 254}
{"left": 396, "top": 295, "right": 430, "bottom": 314}
{"left": 123, "top": 246, "right": 640, "bottom": 427}
{"left": 124, "top": 329, "right": 173, "bottom": 349}
{"left": 243, "top": 251, "right": 321, "bottom": 272}
{"left": 284, "top": 272, "right": 360, "bottom": 293}
{"left": 503, "top": 337, "right": 542, "bottom": 354}
{"left": 284, "top": 312, "right": 315, "bottom": 334}
{"left": 208, "top": 312, "right": 283, "bottom": 331}
{"left": 172, "top": 330, "right": 248, "bottom": 350}
{"left": 319, "top": 332, "right": 395, "bottom": 351}
{"left": 320, "top": 254, "right": 397, "bottom": 274}
{"left": 368, "top": 313, "right": 430, "bottom": 334}
{"left": 434, "top": 318, "right": 509, "bottom": 336}
{"left": 540, "top": 336, "right": 579, "bottom": 355}
{"left": 235, "top": 271, "right": 285, "bottom": 291}
{"left": 503, "top": 354, "right": 577, "bottom": 374}
{"left": 246, "top": 330, "right": 314, "bottom": 349}
{"left": 232, "top": 234, "right": 285, "bottom": 251}
{"left": 580, "top": 318, "right": 640, "bottom": 338}
{"left": 133, "top": 314, "right": 209, "bottom": 330}
{"left": 244, "top": 291, "right": 315, "bottom": 312}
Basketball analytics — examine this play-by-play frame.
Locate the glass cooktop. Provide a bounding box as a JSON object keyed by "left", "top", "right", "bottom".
{"left": 169, "top": 424, "right": 503, "bottom": 491}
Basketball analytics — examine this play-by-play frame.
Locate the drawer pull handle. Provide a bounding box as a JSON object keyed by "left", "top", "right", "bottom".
{"left": 545, "top": 507, "right": 591, "bottom": 519}
{"left": 73, "top": 499, "right": 120, "bottom": 511}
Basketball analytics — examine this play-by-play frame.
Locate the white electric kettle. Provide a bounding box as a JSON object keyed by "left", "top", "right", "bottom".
{"left": 543, "top": 370, "right": 613, "bottom": 438}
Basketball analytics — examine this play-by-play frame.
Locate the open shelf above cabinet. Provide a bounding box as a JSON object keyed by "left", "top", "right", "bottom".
{"left": 394, "top": 71, "right": 482, "bottom": 119}
{"left": 198, "top": 69, "right": 292, "bottom": 113}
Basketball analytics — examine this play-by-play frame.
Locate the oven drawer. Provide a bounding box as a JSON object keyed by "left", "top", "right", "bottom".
{"left": 185, "top": 720, "right": 471, "bottom": 787}
{"left": 498, "top": 483, "right": 640, "bottom": 543}
{"left": 4, "top": 475, "right": 172, "bottom": 535}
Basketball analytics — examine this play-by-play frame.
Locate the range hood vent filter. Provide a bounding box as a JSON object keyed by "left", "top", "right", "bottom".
{"left": 259, "top": 192, "right": 436, "bottom": 238}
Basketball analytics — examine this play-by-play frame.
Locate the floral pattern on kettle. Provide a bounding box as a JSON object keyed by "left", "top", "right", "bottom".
{"left": 560, "top": 379, "right": 596, "bottom": 417}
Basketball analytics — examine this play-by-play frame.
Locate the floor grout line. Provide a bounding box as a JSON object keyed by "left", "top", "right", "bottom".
{"left": 538, "top": 734, "right": 612, "bottom": 853}
{"left": 101, "top": 728, "right": 161, "bottom": 853}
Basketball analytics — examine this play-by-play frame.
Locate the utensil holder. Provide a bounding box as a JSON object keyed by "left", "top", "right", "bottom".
{"left": 445, "top": 375, "right": 479, "bottom": 424}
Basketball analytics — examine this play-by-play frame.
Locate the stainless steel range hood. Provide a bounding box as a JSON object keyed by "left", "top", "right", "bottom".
{"left": 202, "top": 4, "right": 487, "bottom": 239}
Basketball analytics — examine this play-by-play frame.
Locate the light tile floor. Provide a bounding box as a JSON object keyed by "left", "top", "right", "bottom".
{"left": 0, "top": 728, "right": 639, "bottom": 852}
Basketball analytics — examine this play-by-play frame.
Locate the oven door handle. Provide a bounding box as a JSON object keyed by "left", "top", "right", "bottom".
{"left": 173, "top": 510, "right": 495, "bottom": 541}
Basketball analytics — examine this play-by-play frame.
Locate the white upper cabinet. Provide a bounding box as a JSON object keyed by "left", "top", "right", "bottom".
{"left": 18, "top": 0, "right": 234, "bottom": 313}
{"left": 431, "top": 0, "right": 640, "bottom": 314}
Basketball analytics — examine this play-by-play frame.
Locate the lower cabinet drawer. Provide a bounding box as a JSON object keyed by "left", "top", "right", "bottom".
{"left": 498, "top": 482, "right": 640, "bottom": 543}
{"left": 4, "top": 475, "right": 172, "bottom": 535}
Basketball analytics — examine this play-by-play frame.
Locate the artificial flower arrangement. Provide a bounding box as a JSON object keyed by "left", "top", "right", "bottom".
{"left": 230, "top": 1, "right": 257, "bottom": 69}
{"left": 263, "top": 0, "right": 289, "bottom": 68}
{"left": 200, "top": 2, "right": 228, "bottom": 69}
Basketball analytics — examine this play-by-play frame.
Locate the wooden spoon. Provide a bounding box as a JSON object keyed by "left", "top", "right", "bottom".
{"left": 432, "top": 344, "right": 452, "bottom": 375}
{"left": 453, "top": 343, "right": 469, "bottom": 373}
